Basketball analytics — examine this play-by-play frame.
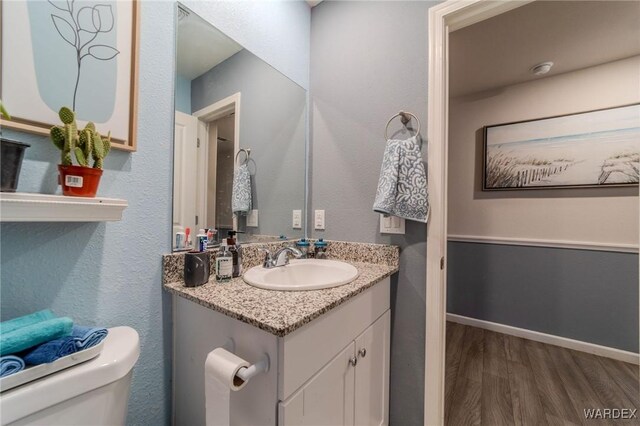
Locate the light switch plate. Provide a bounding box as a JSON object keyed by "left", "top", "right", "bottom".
{"left": 314, "top": 210, "right": 325, "bottom": 230}
{"left": 380, "top": 214, "right": 405, "bottom": 234}
{"left": 292, "top": 210, "right": 302, "bottom": 229}
{"left": 247, "top": 210, "right": 259, "bottom": 227}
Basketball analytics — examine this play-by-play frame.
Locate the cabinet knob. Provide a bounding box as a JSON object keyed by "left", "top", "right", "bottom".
{"left": 349, "top": 356, "right": 358, "bottom": 367}
{"left": 358, "top": 348, "right": 367, "bottom": 358}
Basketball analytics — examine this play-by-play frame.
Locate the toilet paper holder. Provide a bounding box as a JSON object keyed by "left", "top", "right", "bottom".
{"left": 219, "top": 339, "right": 269, "bottom": 384}
{"left": 235, "top": 354, "right": 270, "bottom": 382}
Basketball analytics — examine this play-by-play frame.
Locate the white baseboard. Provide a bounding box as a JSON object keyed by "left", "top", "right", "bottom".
{"left": 446, "top": 313, "right": 639, "bottom": 365}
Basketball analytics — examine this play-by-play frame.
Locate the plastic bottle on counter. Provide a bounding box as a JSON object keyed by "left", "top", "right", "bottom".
{"left": 314, "top": 238, "right": 328, "bottom": 259}
{"left": 295, "top": 239, "right": 311, "bottom": 259}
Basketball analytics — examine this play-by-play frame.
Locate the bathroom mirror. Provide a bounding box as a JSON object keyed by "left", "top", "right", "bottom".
{"left": 172, "top": 3, "right": 306, "bottom": 250}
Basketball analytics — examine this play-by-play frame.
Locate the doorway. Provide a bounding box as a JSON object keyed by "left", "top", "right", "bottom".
{"left": 426, "top": 1, "right": 640, "bottom": 424}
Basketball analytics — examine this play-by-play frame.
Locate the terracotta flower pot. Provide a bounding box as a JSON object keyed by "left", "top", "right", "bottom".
{"left": 58, "top": 164, "right": 103, "bottom": 197}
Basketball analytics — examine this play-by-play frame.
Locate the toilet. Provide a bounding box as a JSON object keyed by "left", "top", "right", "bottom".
{"left": 0, "top": 326, "right": 140, "bottom": 426}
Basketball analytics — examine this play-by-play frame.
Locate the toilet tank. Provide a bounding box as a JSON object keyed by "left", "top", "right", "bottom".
{"left": 0, "top": 326, "right": 140, "bottom": 426}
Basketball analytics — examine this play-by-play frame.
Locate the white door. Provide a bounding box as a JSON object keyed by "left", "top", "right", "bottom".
{"left": 173, "top": 111, "right": 199, "bottom": 241}
{"left": 279, "top": 342, "right": 356, "bottom": 426}
{"left": 354, "top": 311, "right": 390, "bottom": 426}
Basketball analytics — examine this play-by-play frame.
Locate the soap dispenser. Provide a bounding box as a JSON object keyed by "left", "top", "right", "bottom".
{"left": 227, "top": 231, "right": 242, "bottom": 278}
{"left": 215, "top": 241, "right": 233, "bottom": 282}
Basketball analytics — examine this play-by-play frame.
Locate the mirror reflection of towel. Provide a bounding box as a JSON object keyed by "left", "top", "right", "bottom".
{"left": 232, "top": 164, "right": 252, "bottom": 215}
{"left": 373, "top": 135, "right": 429, "bottom": 223}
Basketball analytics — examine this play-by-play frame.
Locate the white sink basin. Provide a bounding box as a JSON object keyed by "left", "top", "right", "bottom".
{"left": 243, "top": 259, "right": 360, "bottom": 291}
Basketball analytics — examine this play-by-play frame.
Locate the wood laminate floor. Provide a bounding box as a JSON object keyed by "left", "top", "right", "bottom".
{"left": 445, "top": 322, "right": 639, "bottom": 425}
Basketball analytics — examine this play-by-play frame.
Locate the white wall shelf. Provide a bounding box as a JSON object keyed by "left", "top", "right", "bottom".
{"left": 0, "top": 192, "right": 127, "bottom": 222}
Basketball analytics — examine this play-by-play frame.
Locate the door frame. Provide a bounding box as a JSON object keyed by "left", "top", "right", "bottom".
{"left": 192, "top": 92, "right": 241, "bottom": 232}
{"left": 424, "top": 1, "right": 534, "bottom": 424}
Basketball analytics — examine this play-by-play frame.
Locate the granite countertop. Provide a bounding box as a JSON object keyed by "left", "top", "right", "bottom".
{"left": 162, "top": 241, "right": 399, "bottom": 336}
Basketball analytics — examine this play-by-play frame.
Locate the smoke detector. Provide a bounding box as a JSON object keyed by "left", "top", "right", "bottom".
{"left": 531, "top": 62, "right": 554, "bottom": 75}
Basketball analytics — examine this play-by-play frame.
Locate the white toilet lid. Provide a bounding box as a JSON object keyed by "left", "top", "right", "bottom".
{"left": 0, "top": 326, "right": 140, "bottom": 425}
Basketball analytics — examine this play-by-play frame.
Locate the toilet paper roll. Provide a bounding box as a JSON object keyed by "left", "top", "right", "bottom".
{"left": 205, "top": 348, "right": 250, "bottom": 426}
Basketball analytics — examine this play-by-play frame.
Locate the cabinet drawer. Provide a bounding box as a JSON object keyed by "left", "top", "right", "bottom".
{"left": 278, "top": 277, "right": 390, "bottom": 400}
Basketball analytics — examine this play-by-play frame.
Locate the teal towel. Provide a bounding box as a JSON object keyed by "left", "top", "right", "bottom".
{"left": 0, "top": 317, "right": 73, "bottom": 356}
{"left": 0, "top": 310, "right": 56, "bottom": 334}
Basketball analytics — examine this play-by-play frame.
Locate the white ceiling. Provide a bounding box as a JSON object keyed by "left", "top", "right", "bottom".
{"left": 177, "top": 8, "right": 243, "bottom": 80}
{"left": 450, "top": 1, "right": 640, "bottom": 98}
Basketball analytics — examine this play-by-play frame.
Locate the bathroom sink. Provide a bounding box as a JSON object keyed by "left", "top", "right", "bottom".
{"left": 243, "top": 259, "right": 360, "bottom": 291}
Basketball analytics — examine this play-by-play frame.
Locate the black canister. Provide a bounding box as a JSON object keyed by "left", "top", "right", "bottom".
{"left": 184, "top": 251, "right": 210, "bottom": 287}
{"left": 1, "top": 138, "right": 31, "bottom": 192}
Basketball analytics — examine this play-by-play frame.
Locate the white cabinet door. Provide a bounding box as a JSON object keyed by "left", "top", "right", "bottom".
{"left": 354, "top": 311, "right": 390, "bottom": 426}
{"left": 279, "top": 342, "right": 356, "bottom": 426}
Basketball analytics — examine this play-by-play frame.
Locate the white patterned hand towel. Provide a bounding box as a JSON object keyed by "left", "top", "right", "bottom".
{"left": 373, "top": 135, "right": 429, "bottom": 223}
{"left": 232, "top": 164, "right": 252, "bottom": 215}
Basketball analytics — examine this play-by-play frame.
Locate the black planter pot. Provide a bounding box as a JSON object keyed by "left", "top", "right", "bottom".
{"left": 1, "top": 138, "right": 31, "bottom": 192}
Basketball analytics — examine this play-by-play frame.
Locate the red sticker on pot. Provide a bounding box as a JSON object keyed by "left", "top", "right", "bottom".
{"left": 65, "top": 175, "right": 83, "bottom": 188}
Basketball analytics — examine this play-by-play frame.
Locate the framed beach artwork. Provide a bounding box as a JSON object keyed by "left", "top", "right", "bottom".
{"left": 483, "top": 104, "right": 640, "bottom": 190}
{"left": 0, "top": 0, "right": 139, "bottom": 151}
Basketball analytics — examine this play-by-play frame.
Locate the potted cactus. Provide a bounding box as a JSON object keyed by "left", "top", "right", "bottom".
{"left": 50, "top": 107, "right": 111, "bottom": 197}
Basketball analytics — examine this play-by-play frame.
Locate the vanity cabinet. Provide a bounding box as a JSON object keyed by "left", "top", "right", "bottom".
{"left": 278, "top": 310, "right": 390, "bottom": 426}
{"left": 172, "top": 277, "right": 390, "bottom": 426}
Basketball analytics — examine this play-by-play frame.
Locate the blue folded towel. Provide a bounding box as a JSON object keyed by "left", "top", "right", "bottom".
{"left": 373, "top": 135, "right": 429, "bottom": 223}
{"left": 0, "top": 355, "right": 25, "bottom": 377}
{"left": 232, "top": 163, "right": 252, "bottom": 215}
{"left": 0, "top": 317, "right": 73, "bottom": 356}
{"left": 72, "top": 325, "right": 108, "bottom": 350}
{"left": 22, "top": 336, "right": 76, "bottom": 365}
{"left": 0, "top": 310, "right": 56, "bottom": 334}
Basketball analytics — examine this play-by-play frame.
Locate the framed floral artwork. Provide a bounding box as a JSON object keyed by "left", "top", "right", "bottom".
{"left": 1, "top": 0, "right": 139, "bottom": 151}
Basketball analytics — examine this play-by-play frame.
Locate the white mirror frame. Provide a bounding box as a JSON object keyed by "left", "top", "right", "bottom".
{"left": 425, "top": 1, "right": 534, "bottom": 424}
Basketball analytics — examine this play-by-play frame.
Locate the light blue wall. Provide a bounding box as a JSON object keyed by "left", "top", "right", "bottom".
{"left": 0, "top": 2, "right": 175, "bottom": 424}
{"left": 447, "top": 242, "right": 639, "bottom": 353}
{"left": 1, "top": 1, "right": 310, "bottom": 424}
{"left": 175, "top": 74, "right": 192, "bottom": 114}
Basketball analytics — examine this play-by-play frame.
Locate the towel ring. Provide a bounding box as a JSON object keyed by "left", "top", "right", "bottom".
{"left": 384, "top": 111, "right": 421, "bottom": 140}
{"left": 235, "top": 148, "right": 251, "bottom": 165}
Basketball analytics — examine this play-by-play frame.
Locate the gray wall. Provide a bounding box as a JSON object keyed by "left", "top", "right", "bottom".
{"left": 192, "top": 49, "right": 307, "bottom": 239}
{"left": 447, "top": 242, "right": 639, "bottom": 353}
{"left": 310, "top": 2, "right": 440, "bottom": 424}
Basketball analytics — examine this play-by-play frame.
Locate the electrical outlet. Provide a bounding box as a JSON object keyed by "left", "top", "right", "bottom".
{"left": 292, "top": 210, "right": 302, "bottom": 229}
{"left": 380, "top": 214, "right": 405, "bottom": 234}
{"left": 314, "top": 210, "right": 325, "bottom": 230}
{"left": 247, "top": 210, "right": 259, "bottom": 227}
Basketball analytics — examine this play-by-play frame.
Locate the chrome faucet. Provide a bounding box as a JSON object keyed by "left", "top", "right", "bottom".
{"left": 262, "top": 246, "right": 304, "bottom": 268}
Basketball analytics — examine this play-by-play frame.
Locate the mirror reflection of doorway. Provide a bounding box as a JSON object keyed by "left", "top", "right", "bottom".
{"left": 207, "top": 114, "right": 234, "bottom": 233}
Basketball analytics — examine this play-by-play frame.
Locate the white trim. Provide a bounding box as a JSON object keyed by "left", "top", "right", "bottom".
{"left": 447, "top": 313, "right": 639, "bottom": 365}
{"left": 192, "top": 92, "right": 241, "bottom": 232}
{"left": 0, "top": 192, "right": 127, "bottom": 222}
{"left": 447, "top": 235, "right": 639, "bottom": 254}
{"left": 196, "top": 120, "right": 210, "bottom": 229}
{"left": 426, "top": 1, "right": 534, "bottom": 424}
